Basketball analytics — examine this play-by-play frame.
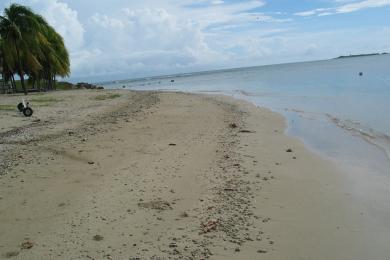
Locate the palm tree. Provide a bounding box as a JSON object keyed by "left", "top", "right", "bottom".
{"left": 33, "top": 14, "right": 70, "bottom": 90}
{"left": 0, "top": 4, "right": 70, "bottom": 94}
{"left": 0, "top": 4, "right": 42, "bottom": 94}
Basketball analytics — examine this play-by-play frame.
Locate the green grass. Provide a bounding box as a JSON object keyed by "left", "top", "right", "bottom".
{"left": 35, "top": 103, "right": 51, "bottom": 107}
{"left": 31, "top": 96, "right": 63, "bottom": 103}
{"left": 0, "top": 104, "right": 16, "bottom": 111}
{"left": 92, "top": 93, "right": 121, "bottom": 101}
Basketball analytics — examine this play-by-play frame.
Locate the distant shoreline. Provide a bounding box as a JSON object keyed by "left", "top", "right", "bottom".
{"left": 97, "top": 52, "right": 390, "bottom": 86}
{"left": 336, "top": 52, "right": 389, "bottom": 59}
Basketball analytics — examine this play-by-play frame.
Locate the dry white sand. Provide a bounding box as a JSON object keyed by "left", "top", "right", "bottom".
{"left": 0, "top": 90, "right": 388, "bottom": 259}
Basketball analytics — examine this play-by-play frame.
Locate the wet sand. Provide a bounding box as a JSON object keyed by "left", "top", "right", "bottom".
{"left": 0, "top": 90, "right": 388, "bottom": 259}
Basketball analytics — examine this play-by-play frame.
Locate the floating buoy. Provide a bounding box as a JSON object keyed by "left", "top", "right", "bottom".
{"left": 359, "top": 72, "right": 363, "bottom": 76}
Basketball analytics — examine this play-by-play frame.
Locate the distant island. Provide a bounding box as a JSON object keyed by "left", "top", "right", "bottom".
{"left": 336, "top": 52, "right": 389, "bottom": 59}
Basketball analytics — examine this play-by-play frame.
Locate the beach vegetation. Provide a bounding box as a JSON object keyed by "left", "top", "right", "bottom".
{"left": 0, "top": 4, "right": 70, "bottom": 95}
{"left": 92, "top": 93, "right": 121, "bottom": 101}
{"left": 31, "top": 96, "right": 63, "bottom": 103}
{"left": 0, "top": 104, "right": 15, "bottom": 110}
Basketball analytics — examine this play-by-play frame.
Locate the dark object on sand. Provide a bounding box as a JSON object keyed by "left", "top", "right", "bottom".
{"left": 229, "top": 123, "right": 238, "bottom": 128}
{"left": 239, "top": 129, "right": 255, "bottom": 133}
{"left": 359, "top": 72, "right": 363, "bottom": 76}
{"left": 93, "top": 235, "right": 104, "bottom": 241}
{"left": 76, "top": 82, "right": 104, "bottom": 90}
{"left": 17, "top": 102, "right": 24, "bottom": 112}
{"left": 23, "top": 107, "right": 33, "bottom": 117}
{"left": 286, "top": 149, "right": 293, "bottom": 153}
{"left": 138, "top": 200, "right": 172, "bottom": 210}
{"left": 5, "top": 251, "right": 19, "bottom": 258}
{"left": 17, "top": 99, "right": 33, "bottom": 117}
{"left": 21, "top": 240, "right": 34, "bottom": 249}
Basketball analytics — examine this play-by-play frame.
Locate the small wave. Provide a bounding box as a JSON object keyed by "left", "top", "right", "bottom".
{"left": 326, "top": 114, "right": 390, "bottom": 160}
{"left": 197, "top": 90, "right": 223, "bottom": 93}
{"left": 234, "top": 90, "right": 271, "bottom": 97}
{"left": 285, "top": 108, "right": 390, "bottom": 160}
{"left": 285, "top": 108, "right": 324, "bottom": 121}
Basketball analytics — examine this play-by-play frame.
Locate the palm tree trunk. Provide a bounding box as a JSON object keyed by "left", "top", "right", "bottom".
{"left": 53, "top": 74, "right": 56, "bottom": 90}
{"left": 13, "top": 39, "right": 27, "bottom": 95}
{"left": 11, "top": 74, "right": 16, "bottom": 93}
{"left": 19, "top": 74, "right": 27, "bottom": 94}
{"left": 48, "top": 74, "right": 52, "bottom": 90}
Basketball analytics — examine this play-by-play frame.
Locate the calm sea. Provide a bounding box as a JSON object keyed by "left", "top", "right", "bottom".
{"left": 103, "top": 54, "right": 390, "bottom": 176}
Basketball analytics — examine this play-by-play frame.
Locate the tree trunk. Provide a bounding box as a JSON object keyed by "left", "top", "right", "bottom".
{"left": 32, "top": 78, "right": 36, "bottom": 90}
{"left": 13, "top": 39, "right": 27, "bottom": 95}
{"left": 19, "top": 73, "right": 27, "bottom": 94}
{"left": 11, "top": 74, "right": 16, "bottom": 93}
{"left": 48, "top": 74, "right": 52, "bottom": 90}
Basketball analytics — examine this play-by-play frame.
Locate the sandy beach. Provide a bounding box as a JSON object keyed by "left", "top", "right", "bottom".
{"left": 0, "top": 90, "right": 388, "bottom": 259}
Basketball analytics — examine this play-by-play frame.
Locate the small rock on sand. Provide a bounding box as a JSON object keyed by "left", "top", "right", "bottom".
{"left": 180, "top": 212, "right": 189, "bottom": 218}
{"left": 138, "top": 200, "right": 172, "bottom": 210}
{"left": 238, "top": 129, "right": 254, "bottom": 133}
{"left": 201, "top": 219, "right": 218, "bottom": 233}
{"left": 21, "top": 240, "right": 34, "bottom": 249}
{"left": 93, "top": 235, "right": 104, "bottom": 241}
{"left": 5, "top": 251, "right": 19, "bottom": 258}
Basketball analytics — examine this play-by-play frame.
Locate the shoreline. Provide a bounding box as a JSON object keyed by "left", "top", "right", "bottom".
{"left": 0, "top": 90, "right": 389, "bottom": 259}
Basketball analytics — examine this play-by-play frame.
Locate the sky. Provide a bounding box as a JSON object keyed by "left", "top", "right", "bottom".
{"left": 1, "top": 0, "right": 390, "bottom": 82}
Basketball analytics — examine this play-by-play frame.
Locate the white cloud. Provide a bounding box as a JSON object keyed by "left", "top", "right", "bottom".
{"left": 336, "top": 0, "right": 390, "bottom": 13}
{"left": 211, "top": 0, "right": 224, "bottom": 5}
{"left": 211, "top": 26, "right": 390, "bottom": 68}
{"left": 11, "top": 0, "right": 85, "bottom": 51}
{"left": 295, "top": 0, "right": 390, "bottom": 16}
{"left": 69, "top": 0, "right": 280, "bottom": 79}
{"left": 72, "top": 8, "right": 223, "bottom": 79}
{"left": 294, "top": 8, "right": 332, "bottom": 17}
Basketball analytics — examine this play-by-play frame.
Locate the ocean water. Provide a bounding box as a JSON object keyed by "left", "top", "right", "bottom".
{"left": 102, "top": 54, "right": 390, "bottom": 176}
